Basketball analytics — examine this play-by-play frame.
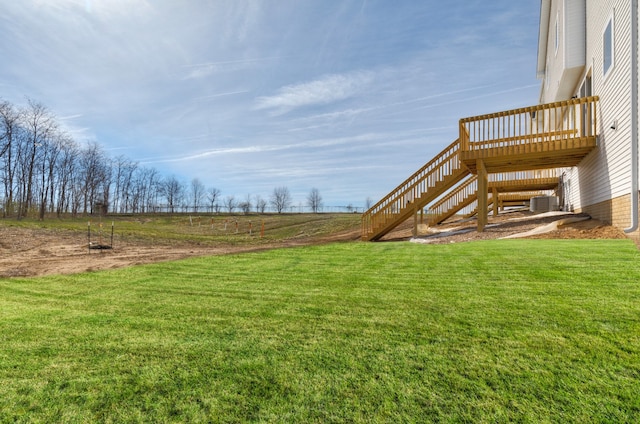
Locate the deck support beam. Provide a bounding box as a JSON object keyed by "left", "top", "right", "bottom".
{"left": 477, "top": 159, "right": 488, "bottom": 232}
{"left": 412, "top": 202, "right": 418, "bottom": 237}
{"left": 492, "top": 188, "right": 499, "bottom": 217}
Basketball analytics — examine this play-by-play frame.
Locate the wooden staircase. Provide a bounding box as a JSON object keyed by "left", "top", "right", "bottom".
{"left": 427, "top": 170, "right": 560, "bottom": 225}
{"left": 361, "top": 139, "right": 470, "bottom": 241}
{"left": 361, "top": 96, "right": 600, "bottom": 241}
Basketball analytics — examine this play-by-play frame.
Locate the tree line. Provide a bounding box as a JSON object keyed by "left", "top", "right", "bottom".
{"left": 0, "top": 98, "right": 327, "bottom": 218}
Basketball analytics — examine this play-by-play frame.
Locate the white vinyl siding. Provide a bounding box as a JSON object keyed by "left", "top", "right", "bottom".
{"left": 566, "top": 0, "right": 632, "bottom": 212}
{"left": 555, "top": 13, "right": 560, "bottom": 55}
{"left": 539, "top": 0, "right": 586, "bottom": 103}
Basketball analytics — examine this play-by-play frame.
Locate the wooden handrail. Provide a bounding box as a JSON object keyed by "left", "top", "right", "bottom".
{"left": 460, "top": 96, "right": 599, "bottom": 152}
{"left": 362, "top": 138, "right": 464, "bottom": 239}
{"left": 428, "top": 176, "right": 478, "bottom": 221}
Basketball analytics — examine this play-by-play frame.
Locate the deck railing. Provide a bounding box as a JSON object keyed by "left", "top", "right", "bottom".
{"left": 488, "top": 168, "right": 558, "bottom": 185}
{"left": 499, "top": 191, "right": 549, "bottom": 202}
{"left": 362, "top": 138, "right": 465, "bottom": 239}
{"left": 460, "top": 96, "right": 599, "bottom": 152}
{"left": 427, "top": 176, "right": 477, "bottom": 224}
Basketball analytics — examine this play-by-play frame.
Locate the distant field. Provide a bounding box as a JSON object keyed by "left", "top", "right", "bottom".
{"left": 0, "top": 213, "right": 362, "bottom": 245}
{"left": 1, "top": 239, "right": 639, "bottom": 422}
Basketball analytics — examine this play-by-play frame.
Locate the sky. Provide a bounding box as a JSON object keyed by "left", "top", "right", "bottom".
{"left": 0, "top": 0, "right": 542, "bottom": 210}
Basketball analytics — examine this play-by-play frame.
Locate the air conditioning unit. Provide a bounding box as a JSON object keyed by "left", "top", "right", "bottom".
{"left": 530, "top": 196, "right": 559, "bottom": 213}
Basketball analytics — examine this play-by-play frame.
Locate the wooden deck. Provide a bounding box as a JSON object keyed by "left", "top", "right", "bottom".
{"left": 459, "top": 96, "right": 599, "bottom": 173}
{"left": 459, "top": 96, "right": 599, "bottom": 231}
{"left": 460, "top": 137, "right": 597, "bottom": 173}
{"left": 361, "top": 96, "right": 600, "bottom": 239}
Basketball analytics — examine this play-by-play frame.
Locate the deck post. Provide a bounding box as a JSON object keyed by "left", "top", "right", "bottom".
{"left": 492, "top": 187, "right": 499, "bottom": 217}
{"left": 413, "top": 202, "right": 418, "bottom": 237}
{"left": 477, "top": 159, "right": 488, "bottom": 232}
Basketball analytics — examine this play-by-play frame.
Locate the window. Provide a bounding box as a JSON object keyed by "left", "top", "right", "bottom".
{"left": 603, "top": 16, "right": 614, "bottom": 77}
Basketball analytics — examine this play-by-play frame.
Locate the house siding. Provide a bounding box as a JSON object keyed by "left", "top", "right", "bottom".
{"left": 541, "top": 0, "right": 566, "bottom": 101}
{"left": 540, "top": 0, "right": 586, "bottom": 101}
{"left": 565, "top": 0, "right": 586, "bottom": 69}
{"left": 554, "top": 0, "right": 634, "bottom": 227}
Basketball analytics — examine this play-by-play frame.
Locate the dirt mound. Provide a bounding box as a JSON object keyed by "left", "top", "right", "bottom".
{"left": 526, "top": 217, "right": 628, "bottom": 240}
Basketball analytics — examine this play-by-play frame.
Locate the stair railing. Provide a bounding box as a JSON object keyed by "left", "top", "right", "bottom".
{"left": 362, "top": 138, "right": 463, "bottom": 239}
{"left": 427, "top": 176, "right": 478, "bottom": 225}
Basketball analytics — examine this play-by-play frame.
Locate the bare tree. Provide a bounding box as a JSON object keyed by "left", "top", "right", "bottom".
{"left": 255, "top": 195, "right": 267, "bottom": 213}
{"left": 207, "top": 186, "right": 220, "bottom": 213}
{"left": 112, "top": 155, "right": 126, "bottom": 213}
{"left": 307, "top": 188, "right": 323, "bottom": 213}
{"left": 143, "top": 167, "right": 161, "bottom": 213}
{"left": 78, "top": 141, "right": 110, "bottom": 215}
{"left": 0, "top": 100, "right": 21, "bottom": 216}
{"left": 224, "top": 195, "right": 236, "bottom": 213}
{"left": 238, "top": 194, "right": 252, "bottom": 214}
{"left": 54, "top": 136, "right": 79, "bottom": 216}
{"left": 190, "top": 178, "right": 205, "bottom": 213}
{"left": 0, "top": 100, "right": 20, "bottom": 159}
{"left": 365, "top": 196, "right": 373, "bottom": 210}
{"left": 270, "top": 186, "right": 291, "bottom": 214}
{"left": 38, "top": 129, "right": 64, "bottom": 219}
{"left": 162, "top": 175, "right": 184, "bottom": 213}
{"left": 19, "top": 99, "right": 57, "bottom": 218}
{"left": 112, "top": 155, "right": 138, "bottom": 213}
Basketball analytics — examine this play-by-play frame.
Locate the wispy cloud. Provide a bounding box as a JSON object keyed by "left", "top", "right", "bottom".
{"left": 386, "top": 84, "right": 541, "bottom": 116}
{"left": 193, "top": 90, "right": 250, "bottom": 101}
{"left": 182, "top": 57, "right": 284, "bottom": 80}
{"left": 59, "top": 113, "right": 83, "bottom": 120}
{"left": 143, "top": 133, "right": 385, "bottom": 164}
{"left": 254, "top": 71, "right": 375, "bottom": 115}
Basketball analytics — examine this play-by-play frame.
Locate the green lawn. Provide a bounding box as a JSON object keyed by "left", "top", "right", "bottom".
{"left": 1, "top": 239, "right": 639, "bottom": 422}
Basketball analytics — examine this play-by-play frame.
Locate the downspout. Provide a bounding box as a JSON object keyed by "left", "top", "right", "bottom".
{"left": 626, "top": 0, "right": 639, "bottom": 233}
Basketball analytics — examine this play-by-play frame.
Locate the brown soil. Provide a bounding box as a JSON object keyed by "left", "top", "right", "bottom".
{"left": 0, "top": 211, "right": 633, "bottom": 278}
{"left": 0, "top": 226, "right": 360, "bottom": 278}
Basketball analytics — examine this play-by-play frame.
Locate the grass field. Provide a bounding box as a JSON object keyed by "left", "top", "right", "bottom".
{"left": 0, "top": 213, "right": 361, "bottom": 246}
{"left": 1, "top": 239, "right": 639, "bottom": 422}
